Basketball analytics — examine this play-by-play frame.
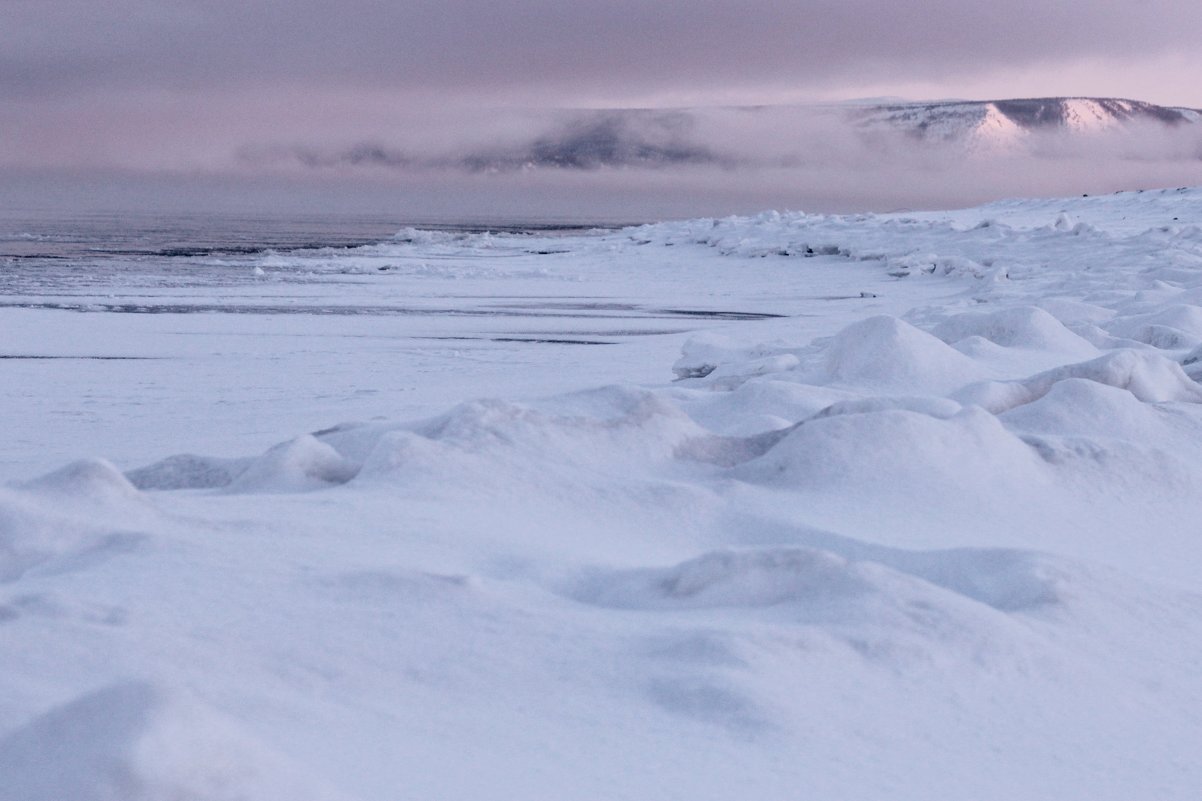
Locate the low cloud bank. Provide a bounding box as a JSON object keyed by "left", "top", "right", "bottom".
{"left": 232, "top": 104, "right": 1202, "bottom": 215}
{"left": 5, "top": 102, "right": 1201, "bottom": 219}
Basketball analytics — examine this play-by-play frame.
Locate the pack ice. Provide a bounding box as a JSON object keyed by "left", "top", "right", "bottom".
{"left": 4, "top": 187, "right": 1202, "bottom": 799}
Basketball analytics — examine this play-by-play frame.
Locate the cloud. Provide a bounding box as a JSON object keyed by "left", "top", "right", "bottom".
{"left": 215, "top": 103, "right": 1202, "bottom": 218}
{"left": 4, "top": 0, "right": 1202, "bottom": 218}
{"left": 3, "top": 0, "right": 1202, "bottom": 106}
{"left": 241, "top": 111, "right": 728, "bottom": 173}
{"left": 241, "top": 102, "right": 1202, "bottom": 170}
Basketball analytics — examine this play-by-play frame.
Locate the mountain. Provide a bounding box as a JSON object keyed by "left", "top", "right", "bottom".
{"left": 258, "top": 97, "right": 1202, "bottom": 175}
{"left": 456, "top": 110, "right": 724, "bottom": 171}
{"left": 449, "top": 97, "right": 1202, "bottom": 169}
{"left": 851, "top": 97, "right": 1202, "bottom": 150}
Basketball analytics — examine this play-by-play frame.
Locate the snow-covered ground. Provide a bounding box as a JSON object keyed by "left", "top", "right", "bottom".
{"left": 3, "top": 187, "right": 1202, "bottom": 799}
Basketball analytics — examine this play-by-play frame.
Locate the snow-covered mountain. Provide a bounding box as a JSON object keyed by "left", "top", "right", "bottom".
{"left": 853, "top": 97, "right": 1202, "bottom": 149}
{"left": 256, "top": 97, "right": 1202, "bottom": 176}
{"left": 240, "top": 95, "right": 1202, "bottom": 215}
{"left": 454, "top": 97, "right": 1202, "bottom": 169}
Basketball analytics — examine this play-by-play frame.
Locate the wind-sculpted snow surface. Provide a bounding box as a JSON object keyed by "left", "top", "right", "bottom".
{"left": 1, "top": 460, "right": 155, "bottom": 583}
{"left": 0, "top": 682, "right": 353, "bottom": 801}
{"left": 6, "top": 187, "right": 1202, "bottom": 799}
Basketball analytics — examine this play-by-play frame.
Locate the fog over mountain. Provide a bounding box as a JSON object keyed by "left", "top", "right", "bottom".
{"left": 5, "top": 0, "right": 1202, "bottom": 218}
{"left": 248, "top": 97, "right": 1202, "bottom": 175}
{"left": 7, "top": 97, "right": 1202, "bottom": 219}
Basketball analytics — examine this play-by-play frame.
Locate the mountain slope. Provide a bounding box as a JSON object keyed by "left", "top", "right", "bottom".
{"left": 853, "top": 97, "right": 1202, "bottom": 150}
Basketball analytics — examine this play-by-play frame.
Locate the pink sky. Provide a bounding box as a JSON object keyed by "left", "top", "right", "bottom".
{"left": 3, "top": 0, "right": 1200, "bottom": 215}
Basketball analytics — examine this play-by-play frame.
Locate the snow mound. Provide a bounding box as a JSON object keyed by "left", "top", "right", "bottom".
{"left": 564, "top": 543, "right": 1088, "bottom": 677}
{"left": 736, "top": 406, "right": 1041, "bottom": 491}
{"left": 2, "top": 461, "right": 154, "bottom": 583}
{"left": 574, "top": 546, "right": 1072, "bottom": 616}
{"left": 1000, "top": 377, "right": 1180, "bottom": 442}
{"left": 1107, "top": 304, "right": 1202, "bottom": 350}
{"left": 0, "top": 682, "right": 348, "bottom": 801}
{"left": 126, "top": 421, "right": 388, "bottom": 492}
{"left": 933, "top": 306, "right": 1097, "bottom": 357}
{"left": 354, "top": 429, "right": 468, "bottom": 485}
{"left": 226, "top": 435, "right": 358, "bottom": 493}
{"left": 956, "top": 349, "right": 1202, "bottom": 414}
{"left": 823, "top": 315, "right": 990, "bottom": 395}
{"left": 356, "top": 388, "right": 703, "bottom": 486}
{"left": 890, "top": 547, "right": 1073, "bottom": 611}
{"left": 126, "top": 454, "right": 253, "bottom": 491}
{"left": 21, "top": 459, "right": 143, "bottom": 506}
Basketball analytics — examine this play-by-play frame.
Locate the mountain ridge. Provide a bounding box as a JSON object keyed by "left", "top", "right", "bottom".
{"left": 251, "top": 96, "right": 1202, "bottom": 173}
{"left": 853, "top": 97, "right": 1202, "bottom": 148}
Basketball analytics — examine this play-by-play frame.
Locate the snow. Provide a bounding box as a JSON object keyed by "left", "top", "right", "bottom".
{"left": 4, "top": 186, "right": 1202, "bottom": 798}
{"left": 972, "top": 103, "right": 1029, "bottom": 150}
{"left": 822, "top": 314, "right": 992, "bottom": 394}
{"left": 1062, "top": 98, "right": 1126, "bottom": 131}
{"left": 0, "top": 681, "right": 350, "bottom": 801}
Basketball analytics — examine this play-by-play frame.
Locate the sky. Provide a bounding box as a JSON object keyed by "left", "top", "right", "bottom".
{"left": 3, "top": 0, "right": 1202, "bottom": 217}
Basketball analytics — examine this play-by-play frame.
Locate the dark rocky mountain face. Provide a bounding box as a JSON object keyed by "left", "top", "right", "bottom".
{"left": 458, "top": 111, "right": 724, "bottom": 171}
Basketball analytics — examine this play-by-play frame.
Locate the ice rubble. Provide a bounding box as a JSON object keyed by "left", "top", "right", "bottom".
{"left": 6, "top": 187, "right": 1202, "bottom": 799}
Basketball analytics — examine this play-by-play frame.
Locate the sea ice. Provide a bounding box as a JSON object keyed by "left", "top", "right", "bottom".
{"left": 4, "top": 187, "right": 1202, "bottom": 798}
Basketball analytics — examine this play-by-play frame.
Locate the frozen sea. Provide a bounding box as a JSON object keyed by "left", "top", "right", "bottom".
{"left": 0, "top": 210, "right": 689, "bottom": 479}
{"left": 3, "top": 190, "right": 1202, "bottom": 799}
{"left": 1, "top": 208, "right": 901, "bottom": 480}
